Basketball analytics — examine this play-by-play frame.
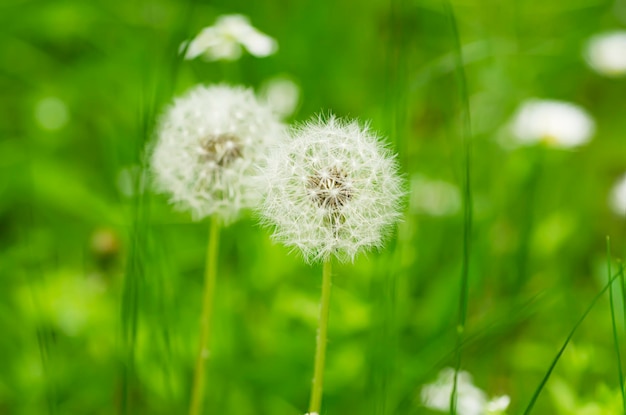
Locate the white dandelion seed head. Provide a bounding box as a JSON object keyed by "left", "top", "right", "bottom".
{"left": 182, "top": 14, "right": 278, "bottom": 61}
{"left": 510, "top": 99, "right": 595, "bottom": 149}
{"left": 610, "top": 173, "right": 626, "bottom": 216}
{"left": 585, "top": 31, "right": 626, "bottom": 77}
{"left": 150, "top": 84, "right": 284, "bottom": 223}
{"left": 258, "top": 115, "right": 405, "bottom": 263}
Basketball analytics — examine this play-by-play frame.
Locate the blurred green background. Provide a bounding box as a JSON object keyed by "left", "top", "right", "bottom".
{"left": 1, "top": 0, "right": 626, "bottom": 414}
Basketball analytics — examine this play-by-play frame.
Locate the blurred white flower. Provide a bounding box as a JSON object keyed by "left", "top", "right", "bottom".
{"left": 150, "top": 84, "right": 284, "bottom": 222}
{"left": 585, "top": 31, "right": 626, "bottom": 77}
{"left": 410, "top": 175, "right": 461, "bottom": 216}
{"left": 421, "top": 368, "right": 510, "bottom": 415}
{"left": 35, "top": 97, "right": 69, "bottom": 131}
{"left": 485, "top": 395, "right": 511, "bottom": 414}
{"left": 510, "top": 99, "right": 594, "bottom": 149}
{"left": 610, "top": 173, "right": 626, "bottom": 216}
{"left": 259, "top": 115, "right": 405, "bottom": 263}
{"left": 182, "top": 14, "right": 278, "bottom": 61}
{"left": 259, "top": 76, "right": 300, "bottom": 118}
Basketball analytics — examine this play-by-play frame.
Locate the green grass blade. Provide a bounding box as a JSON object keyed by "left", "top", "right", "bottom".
{"left": 522, "top": 268, "right": 623, "bottom": 415}
{"left": 442, "top": 1, "right": 473, "bottom": 414}
{"left": 606, "top": 237, "right": 626, "bottom": 412}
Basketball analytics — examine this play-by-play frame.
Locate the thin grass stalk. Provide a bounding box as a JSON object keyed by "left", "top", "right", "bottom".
{"left": 618, "top": 262, "right": 626, "bottom": 348}
{"left": 607, "top": 237, "right": 625, "bottom": 411}
{"left": 443, "top": 1, "right": 473, "bottom": 414}
{"left": 308, "top": 260, "right": 333, "bottom": 414}
{"left": 514, "top": 148, "right": 543, "bottom": 292}
{"left": 189, "top": 216, "right": 221, "bottom": 415}
{"left": 522, "top": 269, "right": 623, "bottom": 415}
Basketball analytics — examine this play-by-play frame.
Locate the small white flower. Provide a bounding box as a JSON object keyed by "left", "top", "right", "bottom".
{"left": 486, "top": 395, "right": 511, "bottom": 414}
{"left": 259, "top": 115, "right": 405, "bottom": 263}
{"left": 410, "top": 174, "right": 461, "bottom": 216}
{"left": 421, "top": 368, "right": 510, "bottom": 415}
{"left": 510, "top": 99, "right": 595, "bottom": 149}
{"left": 585, "top": 31, "right": 626, "bottom": 77}
{"left": 259, "top": 76, "right": 301, "bottom": 118}
{"left": 183, "top": 14, "right": 278, "bottom": 61}
{"left": 150, "top": 84, "right": 284, "bottom": 222}
{"left": 610, "top": 173, "right": 626, "bottom": 216}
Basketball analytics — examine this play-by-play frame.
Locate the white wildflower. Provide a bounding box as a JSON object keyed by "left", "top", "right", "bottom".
{"left": 585, "top": 31, "right": 626, "bottom": 77}
{"left": 150, "top": 84, "right": 284, "bottom": 222}
{"left": 259, "top": 115, "right": 405, "bottom": 263}
{"left": 410, "top": 174, "right": 461, "bottom": 216}
{"left": 421, "top": 368, "right": 510, "bottom": 415}
{"left": 259, "top": 76, "right": 300, "bottom": 118}
{"left": 510, "top": 99, "right": 594, "bottom": 149}
{"left": 183, "top": 14, "right": 277, "bottom": 61}
{"left": 486, "top": 395, "right": 511, "bottom": 414}
{"left": 610, "top": 173, "right": 626, "bottom": 216}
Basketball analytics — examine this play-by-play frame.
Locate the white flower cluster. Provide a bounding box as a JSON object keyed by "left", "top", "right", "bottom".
{"left": 421, "top": 368, "right": 510, "bottom": 415}
{"left": 183, "top": 14, "right": 277, "bottom": 61}
{"left": 585, "top": 31, "right": 626, "bottom": 77}
{"left": 150, "top": 84, "right": 283, "bottom": 223}
{"left": 258, "top": 116, "right": 405, "bottom": 263}
{"left": 510, "top": 99, "right": 594, "bottom": 149}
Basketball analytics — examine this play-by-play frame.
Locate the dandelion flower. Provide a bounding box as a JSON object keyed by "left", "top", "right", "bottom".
{"left": 150, "top": 84, "right": 284, "bottom": 223}
{"left": 421, "top": 368, "right": 510, "bottom": 415}
{"left": 259, "top": 115, "right": 405, "bottom": 263}
{"left": 610, "top": 173, "right": 626, "bottom": 216}
{"left": 510, "top": 99, "right": 594, "bottom": 149}
{"left": 182, "top": 14, "right": 278, "bottom": 61}
{"left": 585, "top": 31, "right": 626, "bottom": 77}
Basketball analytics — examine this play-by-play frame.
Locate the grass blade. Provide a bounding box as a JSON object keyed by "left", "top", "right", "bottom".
{"left": 522, "top": 268, "right": 623, "bottom": 415}
{"left": 442, "top": 1, "right": 473, "bottom": 414}
{"left": 606, "top": 237, "right": 626, "bottom": 412}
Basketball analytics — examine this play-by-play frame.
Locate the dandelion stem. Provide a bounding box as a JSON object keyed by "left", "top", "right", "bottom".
{"left": 309, "top": 259, "right": 333, "bottom": 414}
{"left": 189, "top": 216, "right": 220, "bottom": 415}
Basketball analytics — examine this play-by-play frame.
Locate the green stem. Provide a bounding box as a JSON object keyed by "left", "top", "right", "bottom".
{"left": 308, "top": 260, "right": 333, "bottom": 414}
{"left": 607, "top": 237, "right": 626, "bottom": 412}
{"left": 189, "top": 216, "right": 220, "bottom": 415}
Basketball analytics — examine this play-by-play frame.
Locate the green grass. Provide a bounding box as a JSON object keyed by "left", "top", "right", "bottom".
{"left": 1, "top": 0, "right": 626, "bottom": 414}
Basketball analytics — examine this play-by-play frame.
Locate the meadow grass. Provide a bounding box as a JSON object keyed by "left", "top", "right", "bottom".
{"left": 1, "top": 0, "right": 626, "bottom": 414}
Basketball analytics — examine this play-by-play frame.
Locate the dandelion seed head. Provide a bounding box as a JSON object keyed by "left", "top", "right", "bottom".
{"left": 150, "top": 84, "right": 284, "bottom": 223}
{"left": 585, "top": 31, "right": 626, "bottom": 77}
{"left": 510, "top": 99, "right": 594, "bottom": 149}
{"left": 259, "top": 115, "right": 405, "bottom": 263}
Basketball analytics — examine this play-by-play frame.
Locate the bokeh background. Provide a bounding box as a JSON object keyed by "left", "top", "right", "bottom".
{"left": 1, "top": 0, "right": 626, "bottom": 414}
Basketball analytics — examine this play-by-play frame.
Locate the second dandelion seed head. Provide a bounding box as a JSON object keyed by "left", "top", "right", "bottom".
{"left": 150, "top": 84, "right": 284, "bottom": 223}
{"left": 259, "top": 115, "right": 405, "bottom": 263}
